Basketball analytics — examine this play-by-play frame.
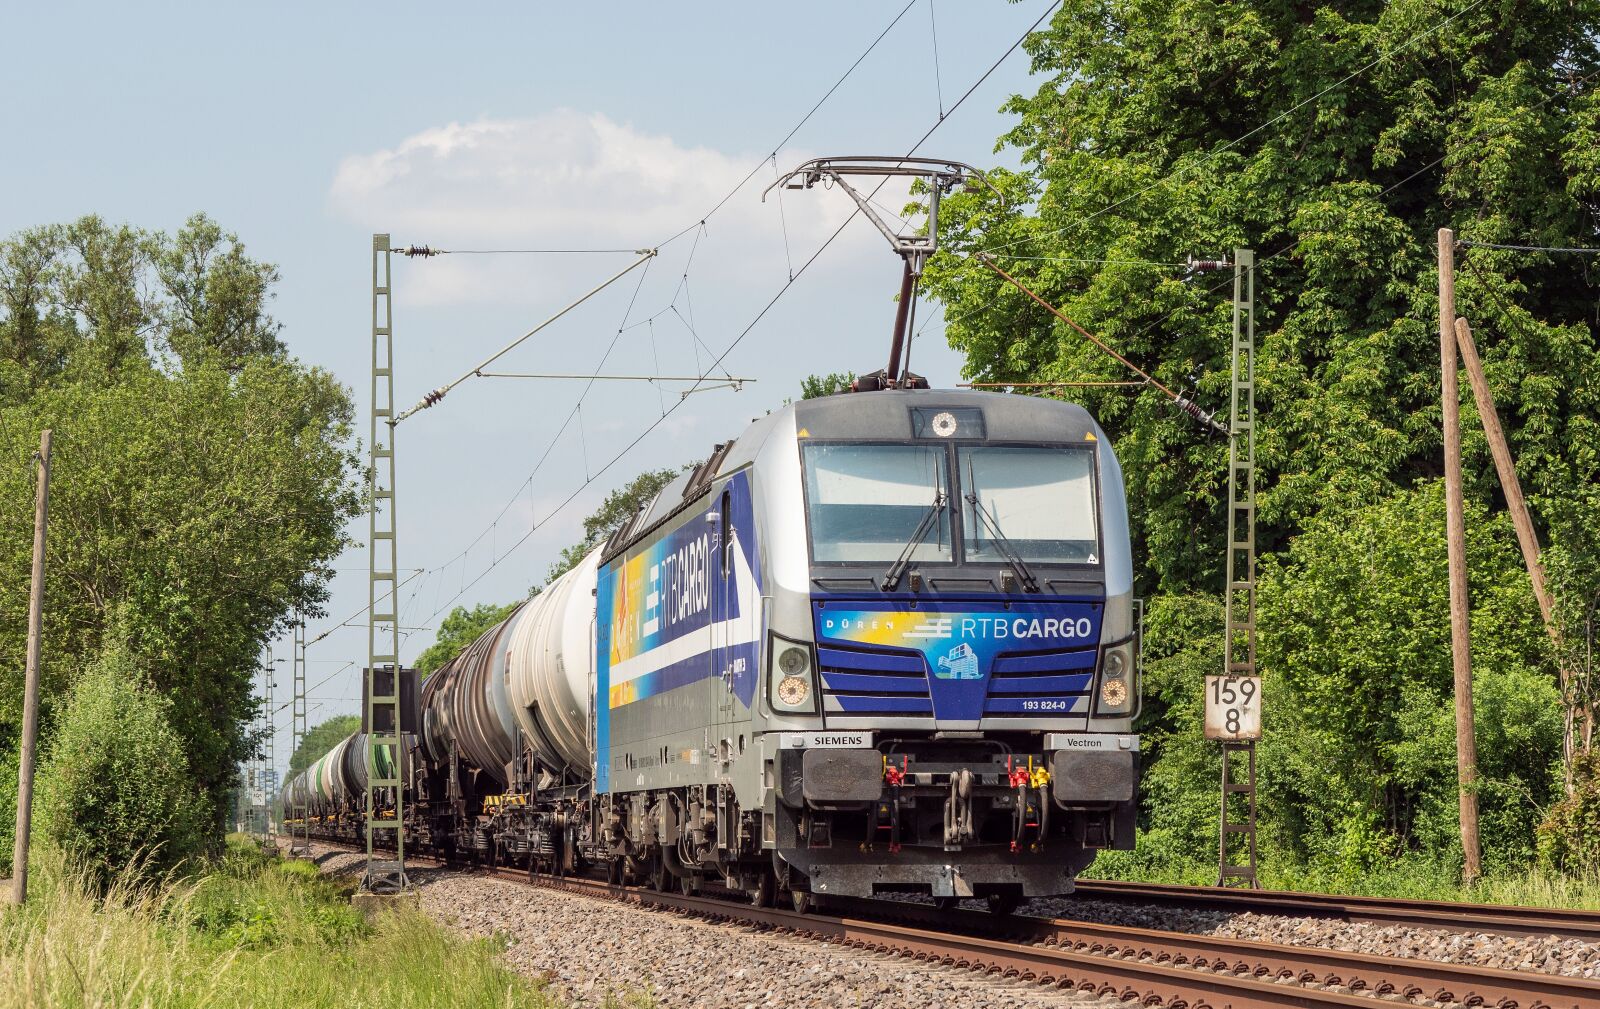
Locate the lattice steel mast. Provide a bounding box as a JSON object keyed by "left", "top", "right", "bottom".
{"left": 290, "top": 619, "right": 307, "bottom": 855}
{"left": 363, "top": 234, "right": 409, "bottom": 893}
{"left": 1217, "top": 248, "right": 1260, "bottom": 888}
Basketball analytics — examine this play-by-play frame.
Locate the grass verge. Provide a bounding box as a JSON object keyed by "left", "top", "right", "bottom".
{"left": 0, "top": 837, "right": 562, "bottom": 1009}
{"left": 1088, "top": 845, "right": 1600, "bottom": 909}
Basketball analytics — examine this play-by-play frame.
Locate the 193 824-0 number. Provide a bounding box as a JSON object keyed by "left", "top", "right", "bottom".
{"left": 1204, "top": 675, "right": 1261, "bottom": 741}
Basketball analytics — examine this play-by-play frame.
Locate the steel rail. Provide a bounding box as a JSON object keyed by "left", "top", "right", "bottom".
{"left": 304, "top": 836, "right": 1594, "bottom": 1008}
{"left": 852, "top": 897, "right": 1599, "bottom": 1009}
{"left": 1074, "top": 879, "right": 1600, "bottom": 941}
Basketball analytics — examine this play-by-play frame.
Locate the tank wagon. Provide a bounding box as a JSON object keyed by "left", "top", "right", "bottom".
{"left": 285, "top": 388, "right": 1140, "bottom": 911}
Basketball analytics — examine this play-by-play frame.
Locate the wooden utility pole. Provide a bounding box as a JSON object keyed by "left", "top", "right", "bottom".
{"left": 1455, "top": 316, "right": 1575, "bottom": 784}
{"left": 9, "top": 430, "right": 52, "bottom": 906}
{"left": 1454, "top": 318, "right": 1555, "bottom": 625}
{"left": 1439, "top": 230, "right": 1481, "bottom": 882}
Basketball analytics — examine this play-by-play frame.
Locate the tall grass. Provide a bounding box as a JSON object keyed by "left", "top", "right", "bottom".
{"left": 0, "top": 840, "right": 561, "bottom": 1009}
{"left": 1089, "top": 844, "right": 1600, "bottom": 909}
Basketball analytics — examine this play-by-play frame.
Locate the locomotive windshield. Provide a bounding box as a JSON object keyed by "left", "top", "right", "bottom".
{"left": 959, "top": 445, "right": 1098, "bottom": 564}
{"left": 801, "top": 441, "right": 1099, "bottom": 567}
{"left": 802, "top": 443, "right": 951, "bottom": 563}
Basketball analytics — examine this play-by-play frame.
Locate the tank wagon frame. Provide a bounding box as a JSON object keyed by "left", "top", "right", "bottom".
{"left": 285, "top": 389, "right": 1141, "bottom": 912}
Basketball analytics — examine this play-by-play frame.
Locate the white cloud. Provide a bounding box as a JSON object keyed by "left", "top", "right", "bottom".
{"left": 329, "top": 111, "right": 916, "bottom": 305}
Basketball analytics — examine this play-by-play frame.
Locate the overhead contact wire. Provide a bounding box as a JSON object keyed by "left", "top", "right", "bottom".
{"left": 362, "top": 0, "right": 1060, "bottom": 647}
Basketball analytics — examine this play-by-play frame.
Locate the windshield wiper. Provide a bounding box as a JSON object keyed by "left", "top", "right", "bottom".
{"left": 881, "top": 490, "right": 946, "bottom": 592}
{"left": 965, "top": 493, "right": 1040, "bottom": 593}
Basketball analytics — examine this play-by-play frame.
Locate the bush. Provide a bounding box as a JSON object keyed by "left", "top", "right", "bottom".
{"left": 1539, "top": 748, "right": 1600, "bottom": 872}
{"left": 0, "top": 749, "right": 16, "bottom": 876}
{"left": 36, "top": 636, "right": 209, "bottom": 884}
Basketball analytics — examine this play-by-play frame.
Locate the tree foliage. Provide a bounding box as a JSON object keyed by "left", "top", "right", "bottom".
{"left": 1539, "top": 747, "right": 1600, "bottom": 871}
{"left": 800, "top": 372, "right": 854, "bottom": 399}
{"left": 544, "top": 466, "right": 688, "bottom": 583}
{"left": 37, "top": 631, "right": 209, "bottom": 883}
{"left": 286, "top": 715, "right": 362, "bottom": 779}
{"left": 1257, "top": 484, "right": 1561, "bottom": 869}
{"left": 924, "top": 0, "right": 1600, "bottom": 592}
{"left": 0, "top": 214, "right": 359, "bottom": 840}
{"left": 415, "top": 603, "right": 520, "bottom": 677}
{"left": 920, "top": 2, "right": 1600, "bottom": 876}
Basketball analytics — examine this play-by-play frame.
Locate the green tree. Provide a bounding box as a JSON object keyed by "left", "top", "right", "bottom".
{"left": 0, "top": 215, "right": 360, "bottom": 837}
{"left": 800, "top": 372, "right": 854, "bottom": 399}
{"left": 922, "top": 0, "right": 1600, "bottom": 595}
{"left": 1257, "top": 484, "right": 1560, "bottom": 871}
{"left": 415, "top": 602, "right": 521, "bottom": 677}
{"left": 544, "top": 466, "right": 688, "bottom": 583}
{"left": 153, "top": 213, "right": 284, "bottom": 370}
{"left": 36, "top": 631, "right": 209, "bottom": 883}
{"left": 286, "top": 715, "right": 362, "bottom": 780}
{"left": 917, "top": 0, "right": 1600, "bottom": 876}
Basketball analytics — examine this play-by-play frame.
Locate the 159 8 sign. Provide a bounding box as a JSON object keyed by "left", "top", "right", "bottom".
{"left": 1204, "top": 675, "right": 1261, "bottom": 741}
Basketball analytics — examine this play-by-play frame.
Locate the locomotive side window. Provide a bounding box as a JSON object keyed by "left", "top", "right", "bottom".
{"left": 959, "top": 445, "right": 1099, "bottom": 564}
{"left": 802, "top": 443, "right": 950, "bottom": 564}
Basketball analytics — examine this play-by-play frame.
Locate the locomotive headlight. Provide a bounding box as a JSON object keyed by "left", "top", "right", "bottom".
{"left": 778, "top": 646, "right": 809, "bottom": 676}
{"left": 1094, "top": 637, "right": 1138, "bottom": 716}
{"left": 1102, "top": 647, "right": 1128, "bottom": 680}
{"left": 769, "top": 633, "right": 818, "bottom": 714}
{"left": 777, "top": 674, "right": 810, "bottom": 707}
{"left": 1100, "top": 678, "right": 1129, "bottom": 708}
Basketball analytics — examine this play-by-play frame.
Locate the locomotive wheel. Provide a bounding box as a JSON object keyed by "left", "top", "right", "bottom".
{"left": 607, "top": 858, "right": 622, "bottom": 885}
{"left": 748, "top": 871, "right": 774, "bottom": 908}
{"left": 649, "top": 856, "right": 669, "bottom": 892}
{"left": 986, "top": 891, "right": 1022, "bottom": 915}
{"left": 790, "top": 888, "right": 814, "bottom": 914}
{"left": 678, "top": 872, "right": 699, "bottom": 896}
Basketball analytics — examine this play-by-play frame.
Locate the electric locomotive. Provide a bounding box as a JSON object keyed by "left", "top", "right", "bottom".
{"left": 284, "top": 156, "right": 1141, "bottom": 911}
{"left": 585, "top": 387, "right": 1139, "bottom": 911}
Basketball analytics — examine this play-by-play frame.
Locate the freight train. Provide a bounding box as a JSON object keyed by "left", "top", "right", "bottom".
{"left": 283, "top": 387, "right": 1140, "bottom": 912}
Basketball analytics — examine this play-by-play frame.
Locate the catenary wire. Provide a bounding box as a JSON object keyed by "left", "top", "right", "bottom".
{"left": 929, "top": 60, "right": 1600, "bottom": 397}
{"left": 1457, "top": 240, "right": 1600, "bottom": 254}
{"left": 392, "top": 1, "right": 1063, "bottom": 644}
{"left": 652, "top": 0, "right": 920, "bottom": 251}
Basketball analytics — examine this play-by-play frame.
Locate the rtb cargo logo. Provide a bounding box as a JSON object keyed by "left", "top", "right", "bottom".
{"left": 936, "top": 643, "right": 980, "bottom": 680}
{"left": 821, "top": 614, "right": 1094, "bottom": 642}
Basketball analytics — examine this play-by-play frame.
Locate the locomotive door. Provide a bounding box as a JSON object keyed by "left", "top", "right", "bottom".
{"left": 713, "top": 487, "right": 736, "bottom": 726}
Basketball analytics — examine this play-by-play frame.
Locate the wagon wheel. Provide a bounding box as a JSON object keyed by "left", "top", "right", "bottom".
{"left": 791, "top": 887, "right": 815, "bottom": 914}
{"left": 748, "top": 871, "right": 775, "bottom": 907}
{"left": 986, "top": 891, "right": 1023, "bottom": 915}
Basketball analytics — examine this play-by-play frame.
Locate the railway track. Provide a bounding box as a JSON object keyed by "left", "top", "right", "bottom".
{"left": 300, "top": 839, "right": 1597, "bottom": 1009}
{"left": 1074, "top": 879, "right": 1600, "bottom": 941}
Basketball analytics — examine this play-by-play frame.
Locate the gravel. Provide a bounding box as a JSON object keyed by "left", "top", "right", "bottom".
{"left": 304, "top": 846, "right": 1121, "bottom": 1009}
{"left": 302, "top": 844, "right": 1600, "bottom": 1005}
{"left": 1017, "top": 893, "right": 1600, "bottom": 979}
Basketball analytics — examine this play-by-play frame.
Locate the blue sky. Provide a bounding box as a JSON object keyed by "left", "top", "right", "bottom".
{"left": 1, "top": 0, "right": 1057, "bottom": 781}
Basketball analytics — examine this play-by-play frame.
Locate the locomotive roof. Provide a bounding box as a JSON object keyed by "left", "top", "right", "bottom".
{"left": 605, "top": 389, "right": 1105, "bottom": 558}
{"left": 790, "top": 387, "right": 1100, "bottom": 442}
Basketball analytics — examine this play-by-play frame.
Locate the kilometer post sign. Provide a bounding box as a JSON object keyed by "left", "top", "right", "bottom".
{"left": 1204, "top": 675, "right": 1261, "bottom": 741}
